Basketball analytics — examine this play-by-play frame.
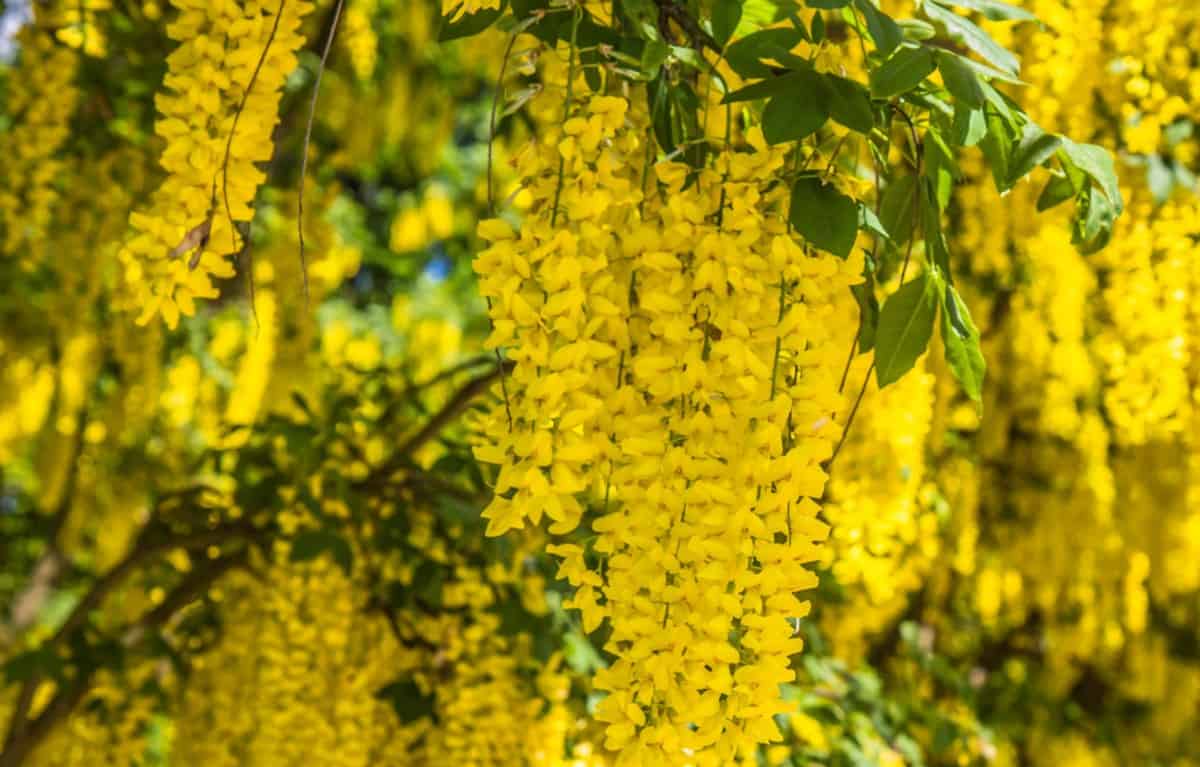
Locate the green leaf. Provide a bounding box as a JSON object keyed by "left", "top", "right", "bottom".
{"left": 726, "top": 27, "right": 806, "bottom": 77}
{"left": 823, "top": 74, "right": 874, "bottom": 133}
{"left": 1007, "top": 122, "right": 1063, "bottom": 185}
{"left": 851, "top": 273, "right": 880, "bottom": 353}
{"left": 936, "top": 51, "right": 984, "bottom": 107}
{"left": 1036, "top": 172, "right": 1076, "bottom": 211}
{"left": 722, "top": 68, "right": 814, "bottom": 103}
{"left": 763, "top": 93, "right": 830, "bottom": 143}
{"left": 1061, "top": 139, "right": 1124, "bottom": 213}
{"left": 879, "top": 173, "right": 918, "bottom": 246}
{"left": 713, "top": 0, "right": 744, "bottom": 47}
{"left": 922, "top": 183, "right": 952, "bottom": 274}
{"left": 854, "top": 0, "right": 902, "bottom": 53}
{"left": 951, "top": 102, "right": 987, "bottom": 146}
{"left": 925, "top": 115, "right": 962, "bottom": 182}
{"left": 875, "top": 272, "right": 937, "bottom": 387}
{"left": 938, "top": 0, "right": 1036, "bottom": 22}
{"left": 1073, "top": 187, "right": 1117, "bottom": 254}
{"left": 641, "top": 39, "right": 669, "bottom": 72}
{"left": 807, "top": 0, "right": 849, "bottom": 6}
{"left": 940, "top": 283, "right": 985, "bottom": 402}
{"left": 438, "top": 2, "right": 506, "bottom": 41}
{"left": 870, "top": 44, "right": 936, "bottom": 98}
{"left": 289, "top": 530, "right": 354, "bottom": 575}
{"left": 859, "top": 204, "right": 891, "bottom": 243}
{"left": 789, "top": 176, "right": 859, "bottom": 258}
{"left": 734, "top": 0, "right": 804, "bottom": 38}
{"left": 622, "top": 0, "right": 662, "bottom": 40}
{"left": 897, "top": 18, "right": 938, "bottom": 40}
{"left": 978, "top": 109, "right": 1015, "bottom": 191}
{"left": 923, "top": 1, "right": 1019, "bottom": 76}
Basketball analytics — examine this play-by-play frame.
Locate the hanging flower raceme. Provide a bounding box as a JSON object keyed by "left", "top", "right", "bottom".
{"left": 473, "top": 71, "right": 862, "bottom": 760}
{"left": 120, "top": 0, "right": 313, "bottom": 328}
{"left": 0, "top": 29, "right": 80, "bottom": 262}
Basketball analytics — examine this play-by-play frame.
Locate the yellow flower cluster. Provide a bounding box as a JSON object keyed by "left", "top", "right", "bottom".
{"left": 38, "top": 0, "right": 113, "bottom": 57}
{"left": 473, "top": 57, "right": 864, "bottom": 757}
{"left": 341, "top": 0, "right": 379, "bottom": 81}
{"left": 442, "top": 0, "right": 501, "bottom": 23}
{"left": 390, "top": 186, "right": 457, "bottom": 253}
{"left": 0, "top": 29, "right": 79, "bottom": 261}
{"left": 121, "top": 0, "right": 313, "bottom": 328}
{"left": 171, "top": 501, "right": 596, "bottom": 767}
{"left": 819, "top": 359, "right": 938, "bottom": 661}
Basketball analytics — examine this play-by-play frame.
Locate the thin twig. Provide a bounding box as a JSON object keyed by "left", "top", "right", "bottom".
{"left": 363, "top": 362, "right": 512, "bottom": 484}
{"left": 487, "top": 30, "right": 521, "bottom": 216}
{"left": 297, "top": 0, "right": 346, "bottom": 305}
{"left": 217, "top": 0, "right": 288, "bottom": 326}
{"left": 829, "top": 105, "right": 923, "bottom": 468}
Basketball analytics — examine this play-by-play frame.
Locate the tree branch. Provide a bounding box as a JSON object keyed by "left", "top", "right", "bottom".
{"left": 363, "top": 362, "right": 511, "bottom": 486}
{"left": 0, "top": 551, "right": 251, "bottom": 767}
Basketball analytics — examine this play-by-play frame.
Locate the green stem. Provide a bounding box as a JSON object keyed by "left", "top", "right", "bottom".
{"left": 550, "top": 7, "right": 582, "bottom": 228}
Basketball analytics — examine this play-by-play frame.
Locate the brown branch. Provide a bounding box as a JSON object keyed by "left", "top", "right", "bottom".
{"left": 0, "top": 553, "right": 249, "bottom": 767}
{"left": 362, "top": 362, "right": 511, "bottom": 486}
{"left": 0, "top": 523, "right": 257, "bottom": 764}
{"left": 48, "top": 523, "right": 258, "bottom": 648}
{"left": 4, "top": 412, "right": 90, "bottom": 639}
{"left": 651, "top": 0, "right": 720, "bottom": 53}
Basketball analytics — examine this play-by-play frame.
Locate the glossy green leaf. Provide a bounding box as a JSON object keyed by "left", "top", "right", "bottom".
{"left": 1061, "top": 139, "right": 1124, "bottom": 213}
{"left": 1007, "top": 122, "right": 1063, "bottom": 185}
{"left": 823, "top": 74, "right": 874, "bottom": 132}
{"left": 870, "top": 45, "right": 937, "bottom": 98}
{"left": 852, "top": 274, "right": 881, "bottom": 353}
{"left": 621, "top": 0, "right": 662, "bottom": 40}
{"left": 1073, "top": 187, "right": 1117, "bottom": 254}
{"left": 897, "top": 17, "right": 937, "bottom": 40}
{"left": 789, "top": 176, "right": 859, "bottom": 258}
{"left": 855, "top": 0, "right": 902, "bottom": 53}
{"left": 762, "top": 93, "right": 830, "bottom": 143}
{"left": 978, "top": 110, "right": 1015, "bottom": 191}
{"left": 1036, "top": 172, "right": 1076, "bottom": 211}
{"left": 879, "top": 173, "right": 918, "bottom": 246}
{"left": 859, "top": 204, "right": 892, "bottom": 243}
{"left": 952, "top": 102, "right": 987, "bottom": 146}
{"left": 641, "top": 40, "right": 669, "bottom": 72}
{"left": 713, "top": 0, "right": 744, "bottom": 46}
{"left": 875, "top": 272, "right": 937, "bottom": 387}
{"left": 921, "top": 183, "right": 952, "bottom": 274}
{"left": 722, "top": 69, "right": 814, "bottom": 103}
{"left": 726, "top": 27, "right": 806, "bottom": 77}
{"left": 938, "top": 0, "right": 1036, "bottom": 22}
{"left": 923, "top": 1, "right": 1019, "bottom": 76}
{"left": 936, "top": 51, "right": 985, "bottom": 107}
{"left": 940, "top": 282, "right": 985, "bottom": 402}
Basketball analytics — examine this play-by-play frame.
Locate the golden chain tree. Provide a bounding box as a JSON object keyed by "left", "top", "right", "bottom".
{"left": 2, "top": 1, "right": 1199, "bottom": 766}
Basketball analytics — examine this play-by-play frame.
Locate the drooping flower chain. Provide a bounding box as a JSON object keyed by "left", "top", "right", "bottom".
{"left": 473, "top": 87, "right": 862, "bottom": 763}
{"left": 121, "top": 0, "right": 313, "bottom": 328}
